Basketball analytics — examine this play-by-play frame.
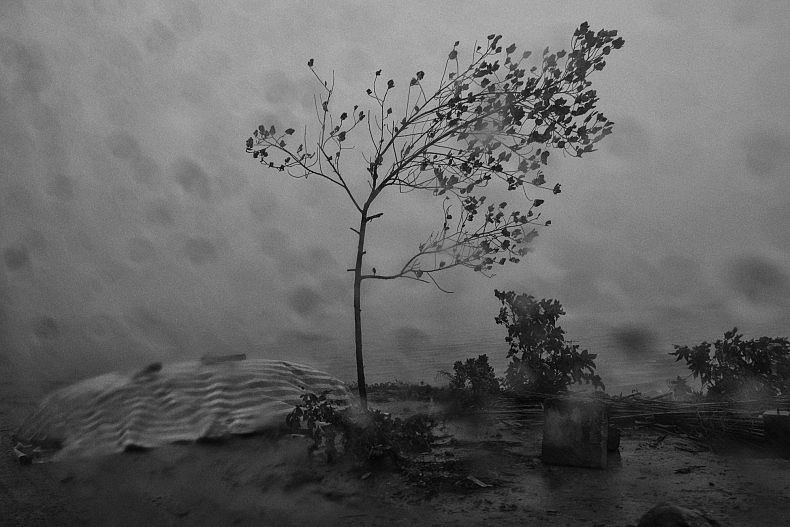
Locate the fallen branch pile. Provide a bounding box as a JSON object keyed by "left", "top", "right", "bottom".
{"left": 490, "top": 392, "right": 790, "bottom": 444}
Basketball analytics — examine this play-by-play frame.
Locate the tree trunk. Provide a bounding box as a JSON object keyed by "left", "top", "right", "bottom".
{"left": 353, "top": 210, "right": 369, "bottom": 410}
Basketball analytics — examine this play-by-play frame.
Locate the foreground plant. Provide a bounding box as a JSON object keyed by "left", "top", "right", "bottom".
{"left": 671, "top": 327, "right": 790, "bottom": 399}
{"left": 441, "top": 354, "right": 500, "bottom": 401}
{"left": 494, "top": 289, "right": 604, "bottom": 395}
{"left": 245, "top": 24, "right": 624, "bottom": 408}
{"left": 286, "top": 393, "right": 435, "bottom": 466}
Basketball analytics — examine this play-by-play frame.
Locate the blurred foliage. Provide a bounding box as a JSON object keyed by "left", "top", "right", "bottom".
{"left": 671, "top": 327, "right": 790, "bottom": 399}
{"left": 667, "top": 375, "right": 700, "bottom": 401}
{"left": 286, "top": 393, "right": 435, "bottom": 466}
{"left": 494, "top": 289, "right": 604, "bottom": 395}
{"left": 440, "top": 354, "right": 500, "bottom": 401}
{"left": 355, "top": 380, "right": 449, "bottom": 403}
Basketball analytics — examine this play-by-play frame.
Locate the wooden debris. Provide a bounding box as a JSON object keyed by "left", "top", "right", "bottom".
{"left": 466, "top": 475, "right": 492, "bottom": 488}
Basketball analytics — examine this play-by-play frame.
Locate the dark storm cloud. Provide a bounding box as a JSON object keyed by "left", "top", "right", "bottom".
{"left": 247, "top": 190, "right": 278, "bottom": 223}
{"left": 0, "top": 298, "right": 9, "bottom": 364}
{"left": 214, "top": 164, "right": 250, "bottom": 198}
{"left": 653, "top": 254, "right": 701, "bottom": 297}
{"left": 0, "top": 38, "right": 52, "bottom": 95}
{"left": 127, "top": 237, "right": 156, "bottom": 264}
{"left": 145, "top": 20, "right": 179, "bottom": 55}
{"left": 144, "top": 201, "right": 179, "bottom": 226}
{"left": 288, "top": 286, "right": 324, "bottom": 316}
{"left": 554, "top": 270, "right": 618, "bottom": 311}
{"left": 725, "top": 256, "right": 789, "bottom": 305}
{"left": 46, "top": 174, "right": 76, "bottom": 201}
{"left": 391, "top": 326, "right": 431, "bottom": 354}
{"left": 742, "top": 129, "right": 790, "bottom": 179}
{"left": 172, "top": 158, "right": 212, "bottom": 201}
{"left": 610, "top": 325, "right": 657, "bottom": 356}
{"left": 0, "top": 0, "right": 25, "bottom": 19}
{"left": 277, "top": 329, "right": 327, "bottom": 345}
{"left": 30, "top": 103, "right": 61, "bottom": 135}
{"left": 126, "top": 307, "right": 183, "bottom": 351}
{"left": 169, "top": 0, "right": 203, "bottom": 36}
{"left": 606, "top": 117, "right": 653, "bottom": 161}
{"left": 183, "top": 237, "right": 219, "bottom": 265}
{"left": 0, "top": 92, "right": 33, "bottom": 157}
{"left": 33, "top": 316, "right": 59, "bottom": 341}
{"left": 106, "top": 132, "right": 142, "bottom": 160}
{"left": 763, "top": 204, "right": 790, "bottom": 250}
{"left": 3, "top": 244, "right": 31, "bottom": 271}
{"left": 20, "top": 230, "right": 46, "bottom": 253}
{"left": 1, "top": 1, "right": 789, "bottom": 389}
{"left": 105, "top": 36, "right": 142, "bottom": 70}
{"left": 728, "top": 3, "right": 758, "bottom": 26}
{"left": 131, "top": 156, "right": 161, "bottom": 185}
{"left": 84, "top": 314, "right": 129, "bottom": 343}
{"left": 105, "top": 131, "right": 162, "bottom": 185}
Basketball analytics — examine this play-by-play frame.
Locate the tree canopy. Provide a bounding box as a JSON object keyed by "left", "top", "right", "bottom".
{"left": 245, "top": 23, "right": 624, "bottom": 406}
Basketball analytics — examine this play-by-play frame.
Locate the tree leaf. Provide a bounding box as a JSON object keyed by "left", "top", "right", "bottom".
{"left": 284, "top": 128, "right": 295, "bottom": 135}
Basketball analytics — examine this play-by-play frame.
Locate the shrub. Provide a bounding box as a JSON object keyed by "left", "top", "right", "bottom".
{"left": 443, "top": 354, "right": 500, "bottom": 399}
{"left": 494, "top": 289, "right": 604, "bottom": 395}
{"left": 286, "top": 393, "right": 435, "bottom": 465}
{"left": 357, "top": 380, "right": 444, "bottom": 403}
{"left": 667, "top": 376, "right": 698, "bottom": 401}
{"left": 671, "top": 327, "right": 790, "bottom": 399}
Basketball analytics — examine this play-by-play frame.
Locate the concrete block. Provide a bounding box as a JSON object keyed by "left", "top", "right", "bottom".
{"left": 607, "top": 425, "right": 621, "bottom": 452}
{"left": 762, "top": 410, "right": 790, "bottom": 458}
{"left": 542, "top": 397, "right": 608, "bottom": 468}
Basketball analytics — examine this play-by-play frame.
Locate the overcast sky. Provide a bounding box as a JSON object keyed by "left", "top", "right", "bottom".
{"left": 1, "top": 1, "right": 789, "bottom": 394}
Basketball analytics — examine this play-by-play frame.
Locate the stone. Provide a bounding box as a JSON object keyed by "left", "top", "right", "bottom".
{"left": 607, "top": 425, "right": 621, "bottom": 452}
{"left": 762, "top": 410, "right": 790, "bottom": 458}
{"left": 637, "top": 502, "right": 721, "bottom": 527}
{"left": 541, "top": 397, "right": 608, "bottom": 468}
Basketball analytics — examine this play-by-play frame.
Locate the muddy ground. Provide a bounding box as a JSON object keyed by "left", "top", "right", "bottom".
{"left": 2, "top": 396, "right": 790, "bottom": 526}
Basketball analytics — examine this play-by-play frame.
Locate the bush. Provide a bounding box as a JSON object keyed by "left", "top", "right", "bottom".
{"left": 671, "top": 327, "right": 790, "bottom": 399}
{"left": 494, "top": 289, "right": 604, "bottom": 395}
{"left": 667, "top": 376, "right": 699, "bottom": 401}
{"left": 443, "top": 354, "right": 500, "bottom": 400}
{"left": 286, "top": 393, "right": 435, "bottom": 465}
{"left": 357, "top": 380, "right": 444, "bottom": 403}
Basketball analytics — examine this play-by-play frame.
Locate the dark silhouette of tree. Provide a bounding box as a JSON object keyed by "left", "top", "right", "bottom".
{"left": 494, "top": 290, "right": 603, "bottom": 395}
{"left": 671, "top": 328, "right": 790, "bottom": 399}
{"left": 246, "top": 23, "right": 624, "bottom": 408}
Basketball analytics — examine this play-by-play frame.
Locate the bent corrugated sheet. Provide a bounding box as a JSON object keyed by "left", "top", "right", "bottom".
{"left": 12, "top": 357, "right": 354, "bottom": 463}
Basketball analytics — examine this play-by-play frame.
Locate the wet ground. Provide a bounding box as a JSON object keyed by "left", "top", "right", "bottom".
{"left": 2, "top": 396, "right": 790, "bottom": 526}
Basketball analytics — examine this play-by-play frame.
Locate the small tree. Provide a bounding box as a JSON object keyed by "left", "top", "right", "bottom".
{"left": 246, "top": 24, "right": 623, "bottom": 408}
{"left": 671, "top": 328, "right": 790, "bottom": 399}
{"left": 444, "top": 354, "right": 500, "bottom": 399}
{"left": 494, "top": 290, "right": 603, "bottom": 394}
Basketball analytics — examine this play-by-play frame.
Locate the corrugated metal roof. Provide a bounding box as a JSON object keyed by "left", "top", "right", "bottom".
{"left": 13, "top": 357, "right": 354, "bottom": 462}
